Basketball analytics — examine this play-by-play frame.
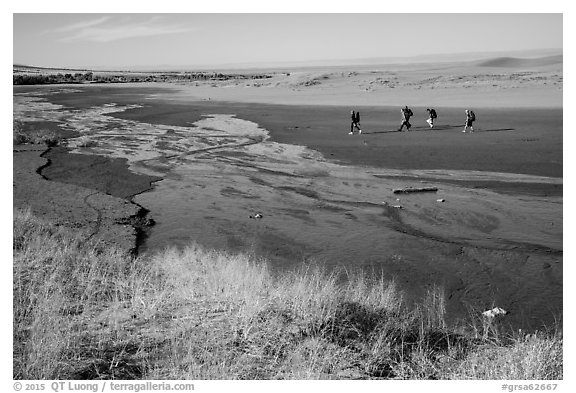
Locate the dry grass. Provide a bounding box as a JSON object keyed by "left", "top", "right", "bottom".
{"left": 446, "top": 327, "right": 562, "bottom": 380}
{"left": 13, "top": 209, "right": 562, "bottom": 380}
{"left": 13, "top": 120, "right": 62, "bottom": 147}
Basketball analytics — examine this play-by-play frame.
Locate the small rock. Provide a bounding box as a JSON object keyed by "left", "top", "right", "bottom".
{"left": 482, "top": 307, "right": 508, "bottom": 318}
{"left": 145, "top": 218, "right": 155, "bottom": 226}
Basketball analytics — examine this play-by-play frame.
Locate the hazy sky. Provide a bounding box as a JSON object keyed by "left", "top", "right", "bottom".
{"left": 13, "top": 13, "right": 562, "bottom": 69}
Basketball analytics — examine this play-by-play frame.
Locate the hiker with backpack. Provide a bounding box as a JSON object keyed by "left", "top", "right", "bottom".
{"left": 426, "top": 108, "right": 437, "bottom": 128}
{"left": 349, "top": 110, "right": 362, "bottom": 135}
{"left": 463, "top": 109, "right": 476, "bottom": 133}
{"left": 398, "top": 106, "right": 413, "bottom": 131}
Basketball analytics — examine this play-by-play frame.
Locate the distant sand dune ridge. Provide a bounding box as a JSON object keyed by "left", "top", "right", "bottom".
{"left": 476, "top": 55, "right": 563, "bottom": 68}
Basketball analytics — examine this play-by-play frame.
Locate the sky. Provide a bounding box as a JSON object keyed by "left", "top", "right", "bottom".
{"left": 13, "top": 13, "right": 563, "bottom": 70}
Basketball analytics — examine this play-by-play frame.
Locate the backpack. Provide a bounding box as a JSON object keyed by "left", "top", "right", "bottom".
{"left": 430, "top": 109, "right": 437, "bottom": 119}
{"left": 469, "top": 111, "right": 476, "bottom": 121}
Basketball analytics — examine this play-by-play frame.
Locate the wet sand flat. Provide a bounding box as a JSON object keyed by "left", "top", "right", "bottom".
{"left": 33, "top": 82, "right": 562, "bottom": 182}
{"left": 13, "top": 145, "right": 143, "bottom": 254}
{"left": 113, "top": 100, "right": 563, "bottom": 184}
{"left": 13, "top": 81, "right": 562, "bottom": 329}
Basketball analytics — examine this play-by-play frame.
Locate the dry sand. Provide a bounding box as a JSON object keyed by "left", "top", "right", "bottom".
{"left": 158, "top": 57, "right": 562, "bottom": 108}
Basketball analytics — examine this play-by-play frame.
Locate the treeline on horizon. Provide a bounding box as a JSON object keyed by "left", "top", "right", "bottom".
{"left": 13, "top": 71, "right": 274, "bottom": 85}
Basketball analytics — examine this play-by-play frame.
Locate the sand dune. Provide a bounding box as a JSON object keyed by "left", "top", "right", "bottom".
{"left": 160, "top": 59, "right": 562, "bottom": 108}
{"left": 476, "top": 55, "right": 563, "bottom": 68}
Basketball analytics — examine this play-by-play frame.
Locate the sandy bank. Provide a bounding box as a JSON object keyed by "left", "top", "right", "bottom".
{"left": 161, "top": 82, "right": 562, "bottom": 109}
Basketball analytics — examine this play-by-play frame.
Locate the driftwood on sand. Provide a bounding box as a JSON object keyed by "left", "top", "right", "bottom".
{"left": 393, "top": 187, "right": 438, "bottom": 194}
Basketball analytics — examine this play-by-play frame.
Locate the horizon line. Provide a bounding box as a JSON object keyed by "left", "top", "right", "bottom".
{"left": 14, "top": 47, "right": 563, "bottom": 73}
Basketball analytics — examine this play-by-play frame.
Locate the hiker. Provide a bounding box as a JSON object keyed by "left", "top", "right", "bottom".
{"left": 398, "top": 106, "right": 413, "bottom": 131}
{"left": 426, "top": 108, "right": 437, "bottom": 128}
{"left": 349, "top": 110, "right": 362, "bottom": 135}
{"left": 463, "top": 109, "right": 476, "bottom": 133}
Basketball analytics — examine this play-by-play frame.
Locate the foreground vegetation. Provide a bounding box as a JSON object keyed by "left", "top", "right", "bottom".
{"left": 13, "top": 209, "right": 562, "bottom": 380}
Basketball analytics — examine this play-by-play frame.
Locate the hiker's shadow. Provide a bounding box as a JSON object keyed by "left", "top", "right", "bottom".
{"left": 366, "top": 129, "right": 404, "bottom": 134}
{"left": 475, "top": 128, "right": 515, "bottom": 133}
{"left": 432, "top": 125, "right": 516, "bottom": 133}
{"left": 365, "top": 125, "right": 515, "bottom": 134}
{"left": 365, "top": 125, "right": 459, "bottom": 134}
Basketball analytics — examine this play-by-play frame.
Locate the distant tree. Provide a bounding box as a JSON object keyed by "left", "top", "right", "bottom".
{"left": 13, "top": 74, "right": 50, "bottom": 85}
